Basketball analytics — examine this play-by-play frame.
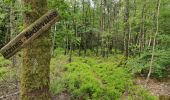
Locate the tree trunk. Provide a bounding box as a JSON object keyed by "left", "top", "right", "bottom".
{"left": 139, "top": 3, "right": 146, "bottom": 53}
{"left": 21, "top": 0, "right": 52, "bottom": 100}
{"left": 51, "top": 23, "right": 57, "bottom": 57}
{"left": 124, "top": 0, "right": 130, "bottom": 58}
{"left": 10, "top": 0, "right": 17, "bottom": 68}
{"left": 145, "top": 0, "right": 161, "bottom": 86}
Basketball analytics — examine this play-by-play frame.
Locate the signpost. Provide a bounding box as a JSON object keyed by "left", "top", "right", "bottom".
{"left": 0, "top": 10, "right": 59, "bottom": 59}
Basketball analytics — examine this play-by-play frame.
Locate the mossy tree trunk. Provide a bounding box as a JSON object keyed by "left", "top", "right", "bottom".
{"left": 21, "top": 0, "right": 52, "bottom": 100}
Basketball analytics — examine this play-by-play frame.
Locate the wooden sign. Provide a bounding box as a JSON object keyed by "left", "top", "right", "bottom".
{"left": 0, "top": 10, "right": 59, "bottom": 59}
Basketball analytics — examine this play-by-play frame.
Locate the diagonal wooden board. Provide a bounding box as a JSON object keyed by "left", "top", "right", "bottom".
{"left": 0, "top": 10, "right": 59, "bottom": 59}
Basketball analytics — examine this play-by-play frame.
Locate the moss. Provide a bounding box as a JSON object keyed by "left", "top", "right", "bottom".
{"left": 21, "top": 0, "right": 52, "bottom": 100}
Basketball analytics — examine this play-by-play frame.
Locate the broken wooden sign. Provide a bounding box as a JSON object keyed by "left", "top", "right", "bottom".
{"left": 0, "top": 10, "right": 59, "bottom": 59}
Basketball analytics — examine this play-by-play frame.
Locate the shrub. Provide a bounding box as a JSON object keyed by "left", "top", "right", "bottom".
{"left": 0, "top": 56, "right": 11, "bottom": 67}
{"left": 127, "top": 49, "right": 170, "bottom": 79}
{"left": 0, "top": 67, "right": 7, "bottom": 79}
{"left": 51, "top": 56, "right": 157, "bottom": 100}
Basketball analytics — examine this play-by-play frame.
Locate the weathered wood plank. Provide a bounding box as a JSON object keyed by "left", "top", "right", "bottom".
{"left": 0, "top": 10, "right": 59, "bottom": 59}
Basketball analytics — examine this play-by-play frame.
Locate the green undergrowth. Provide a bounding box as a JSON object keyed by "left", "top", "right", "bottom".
{"left": 50, "top": 54, "right": 158, "bottom": 100}
{"left": 0, "top": 56, "right": 11, "bottom": 67}
{"left": 127, "top": 49, "right": 170, "bottom": 79}
{"left": 0, "top": 55, "right": 11, "bottom": 80}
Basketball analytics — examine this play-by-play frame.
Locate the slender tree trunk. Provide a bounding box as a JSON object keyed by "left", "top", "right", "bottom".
{"left": 21, "top": 0, "right": 52, "bottom": 100}
{"left": 69, "top": 39, "right": 72, "bottom": 62}
{"left": 51, "top": 23, "right": 57, "bottom": 56}
{"left": 124, "top": 0, "right": 130, "bottom": 58}
{"left": 145, "top": 0, "right": 161, "bottom": 86}
{"left": 64, "top": 21, "right": 68, "bottom": 55}
{"left": 140, "top": 3, "right": 146, "bottom": 53}
{"left": 10, "top": 0, "right": 17, "bottom": 68}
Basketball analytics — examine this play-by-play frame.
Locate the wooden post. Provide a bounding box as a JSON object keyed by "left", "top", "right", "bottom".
{"left": 0, "top": 10, "right": 59, "bottom": 59}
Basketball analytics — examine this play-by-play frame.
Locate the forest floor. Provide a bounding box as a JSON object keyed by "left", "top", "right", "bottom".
{"left": 0, "top": 79, "right": 19, "bottom": 100}
{"left": 0, "top": 55, "right": 170, "bottom": 100}
{"left": 135, "top": 76, "right": 170, "bottom": 97}
{"left": 1, "top": 76, "right": 169, "bottom": 100}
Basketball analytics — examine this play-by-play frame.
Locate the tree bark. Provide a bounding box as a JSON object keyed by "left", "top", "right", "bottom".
{"left": 21, "top": 0, "right": 52, "bottom": 100}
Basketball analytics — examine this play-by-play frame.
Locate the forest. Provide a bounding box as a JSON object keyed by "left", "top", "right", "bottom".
{"left": 0, "top": 0, "right": 169, "bottom": 100}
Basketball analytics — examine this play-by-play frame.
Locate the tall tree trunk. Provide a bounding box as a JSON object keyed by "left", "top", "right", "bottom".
{"left": 21, "top": 0, "right": 52, "bottom": 100}
{"left": 145, "top": 0, "right": 161, "bottom": 86}
{"left": 10, "top": 0, "right": 17, "bottom": 68}
{"left": 139, "top": 3, "right": 146, "bottom": 53}
{"left": 124, "top": 0, "right": 130, "bottom": 58}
